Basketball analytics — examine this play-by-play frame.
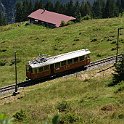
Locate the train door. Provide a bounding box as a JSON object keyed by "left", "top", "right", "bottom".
{"left": 50, "top": 64, "right": 54, "bottom": 76}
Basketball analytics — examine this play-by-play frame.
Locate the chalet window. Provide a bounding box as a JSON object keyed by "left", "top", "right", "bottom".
{"left": 79, "top": 56, "right": 84, "bottom": 61}
{"left": 55, "top": 63, "right": 60, "bottom": 68}
{"left": 34, "top": 20, "right": 38, "bottom": 22}
{"left": 44, "top": 65, "right": 49, "bottom": 70}
{"left": 39, "top": 67, "right": 43, "bottom": 72}
{"left": 68, "top": 59, "right": 73, "bottom": 64}
{"left": 61, "top": 61, "right": 66, "bottom": 66}
{"left": 74, "top": 57, "right": 78, "bottom": 63}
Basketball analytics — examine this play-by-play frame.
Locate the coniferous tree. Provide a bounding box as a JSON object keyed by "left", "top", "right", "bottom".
{"left": 65, "top": 0, "right": 74, "bottom": 16}
{"left": 15, "top": 0, "right": 34, "bottom": 22}
{"left": 74, "top": 1, "right": 80, "bottom": 15}
{"left": 80, "top": 1, "right": 85, "bottom": 17}
{"left": 80, "top": 1, "right": 92, "bottom": 17}
{"left": 74, "top": 1, "right": 81, "bottom": 21}
{"left": 75, "top": 10, "right": 81, "bottom": 22}
{"left": 45, "top": 1, "right": 54, "bottom": 11}
{"left": 114, "top": 2, "right": 120, "bottom": 17}
{"left": 0, "top": 12, "right": 2, "bottom": 25}
{"left": 59, "top": 3, "right": 65, "bottom": 14}
{"left": 15, "top": 2, "right": 23, "bottom": 22}
{"left": 22, "top": 0, "right": 29, "bottom": 21}
{"left": 27, "top": 0, "right": 33, "bottom": 14}
{"left": 34, "top": 0, "right": 42, "bottom": 11}
{"left": 121, "top": 0, "right": 124, "bottom": 10}
{"left": 92, "top": 0, "right": 105, "bottom": 18}
{"left": 0, "top": 11, "right": 6, "bottom": 26}
{"left": 54, "top": 1, "right": 62, "bottom": 13}
{"left": 103, "top": 0, "right": 119, "bottom": 18}
{"left": 116, "top": 0, "right": 123, "bottom": 13}
{"left": 111, "top": 54, "right": 124, "bottom": 86}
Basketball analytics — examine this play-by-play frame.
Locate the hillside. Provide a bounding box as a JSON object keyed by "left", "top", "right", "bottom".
{"left": 0, "top": 17, "right": 124, "bottom": 87}
{"left": 0, "top": 15, "right": 124, "bottom": 124}
{"left": 0, "top": 64, "right": 124, "bottom": 123}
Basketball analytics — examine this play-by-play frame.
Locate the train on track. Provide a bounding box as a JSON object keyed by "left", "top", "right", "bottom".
{"left": 26, "top": 49, "right": 91, "bottom": 80}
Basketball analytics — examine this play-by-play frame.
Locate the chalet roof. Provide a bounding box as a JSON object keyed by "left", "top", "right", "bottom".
{"left": 28, "top": 9, "right": 76, "bottom": 27}
{"left": 29, "top": 49, "right": 91, "bottom": 68}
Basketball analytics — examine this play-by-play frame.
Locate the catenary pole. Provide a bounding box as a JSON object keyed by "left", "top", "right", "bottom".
{"left": 13, "top": 51, "right": 18, "bottom": 95}
{"left": 116, "top": 28, "right": 119, "bottom": 63}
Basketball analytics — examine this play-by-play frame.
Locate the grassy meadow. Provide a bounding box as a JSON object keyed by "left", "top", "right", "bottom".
{"left": 0, "top": 17, "right": 124, "bottom": 87}
{"left": 0, "top": 66, "right": 124, "bottom": 124}
{"left": 0, "top": 17, "right": 124, "bottom": 123}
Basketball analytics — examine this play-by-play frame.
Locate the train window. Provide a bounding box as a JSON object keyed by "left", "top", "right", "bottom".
{"left": 55, "top": 62, "right": 60, "bottom": 68}
{"left": 68, "top": 59, "right": 73, "bottom": 64}
{"left": 39, "top": 67, "right": 43, "bottom": 72}
{"left": 44, "top": 65, "right": 49, "bottom": 70}
{"left": 74, "top": 57, "right": 78, "bottom": 63}
{"left": 29, "top": 67, "right": 32, "bottom": 73}
{"left": 79, "top": 56, "right": 84, "bottom": 61}
{"left": 33, "top": 68, "right": 37, "bottom": 73}
{"left": 61, "top": 61, "right": 66, "bottom": 66}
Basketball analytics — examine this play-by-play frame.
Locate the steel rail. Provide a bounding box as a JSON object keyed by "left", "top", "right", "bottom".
{"left": 87, "top": 54, "right": 122, "bottom": 68}
{"left": 0, "top": 54, "right": 122, "bottom": 94}
{"left": 0, "top": 84, "right": 15, "bottom": 93}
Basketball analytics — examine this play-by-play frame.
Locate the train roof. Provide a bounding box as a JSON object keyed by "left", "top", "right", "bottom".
{"left": 28, "top": 49, "right": 90, "bottom": 68}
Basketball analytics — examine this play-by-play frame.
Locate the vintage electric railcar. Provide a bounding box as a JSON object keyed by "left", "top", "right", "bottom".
{"left": 26, "top": 49, "right": 91, "bottom": 80}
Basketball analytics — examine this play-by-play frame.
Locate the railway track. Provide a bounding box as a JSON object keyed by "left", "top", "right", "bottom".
{"left": 87, "top": 54, "right": 122, "bottom": 69}
{"left": 0, "top": 84, "right": 15, "bottom": 93}
{"left": 0, "top": 54, "right": 122, "bottom": 95}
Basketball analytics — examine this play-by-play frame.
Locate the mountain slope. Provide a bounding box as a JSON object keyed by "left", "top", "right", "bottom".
{"left": 0, "top": 17, "right": 124, "bottom": 87}
{"left": 0, "top": 0, "right": 5, "bottom": 14}
{"left": 1, "top": 0, "right": 16, "bottom": 23}
{"left": 0, "top": 65, "right": 124, "bottom": 123}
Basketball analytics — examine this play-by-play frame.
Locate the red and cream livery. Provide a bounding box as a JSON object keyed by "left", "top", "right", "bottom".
{"left": 26, "top": 49, "right": 91, "bottom": 80}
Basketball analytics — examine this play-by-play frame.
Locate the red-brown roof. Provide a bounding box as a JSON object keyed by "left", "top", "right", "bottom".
{"left": 28, "top": 9, "right": 76, "bottom": 27}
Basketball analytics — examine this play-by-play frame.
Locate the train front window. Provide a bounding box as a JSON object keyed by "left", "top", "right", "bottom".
{"left": 27, "top": 66, "right": 32, "bottom": 73}
{"left": 79, "top": 56, "right": 84, "bottom": 61}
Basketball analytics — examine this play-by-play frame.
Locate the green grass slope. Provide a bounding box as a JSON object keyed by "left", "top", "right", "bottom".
{"left": 0, "top": 67, "right": 124, "bottom": 123}
{"left": 0, "top": 17, "right": 124, "bottom": 87}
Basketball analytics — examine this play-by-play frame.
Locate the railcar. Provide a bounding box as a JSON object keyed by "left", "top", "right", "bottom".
{"left": 26, "top": 49, "right": 91, "bottom": 80}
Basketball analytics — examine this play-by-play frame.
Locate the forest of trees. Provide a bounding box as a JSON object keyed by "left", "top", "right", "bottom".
{"left": 0, "top": 0, "right": 124, "bottom": 26}
{"left": 15, "top": 0, "right": 124, "bottom": 22}
{"left": 0, "top": 11, "right": 6, "bottom": 26}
